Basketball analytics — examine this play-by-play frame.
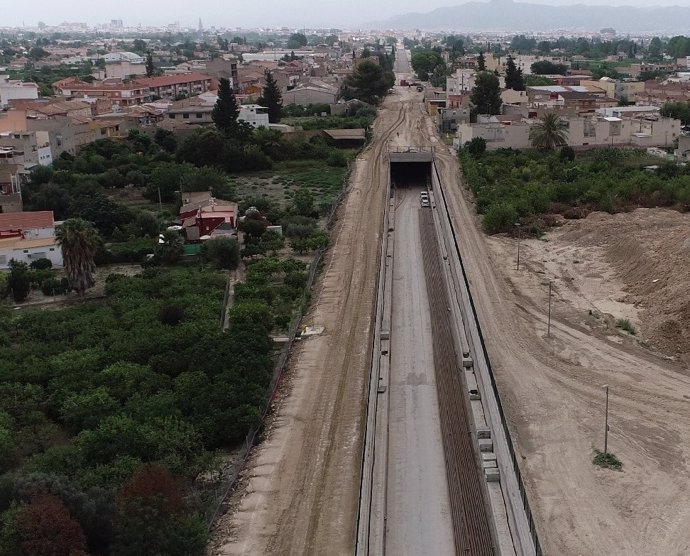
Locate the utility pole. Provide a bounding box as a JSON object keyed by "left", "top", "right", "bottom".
{"left": 603, "top": 384, "right": 610, "bottom": 455}
{"left": 547, "top": 280, "right": 552, "bottom": 337}
{"left": 157, "top": 186, "right": 163, "bottom": 212}
{"left": 515, "top": 222, "right": 521, "bottom": 270}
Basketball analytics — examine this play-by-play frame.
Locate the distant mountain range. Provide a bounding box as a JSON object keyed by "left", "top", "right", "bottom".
{"left": 365, "top": 0, "right": 690, "bottom": 34}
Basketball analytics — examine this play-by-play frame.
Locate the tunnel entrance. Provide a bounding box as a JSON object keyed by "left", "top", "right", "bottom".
{"left": 390, "top": 161, "right": 432, "bottom": 188}
{"left": 389, "top": 148, "right": 434, "bottom": 189}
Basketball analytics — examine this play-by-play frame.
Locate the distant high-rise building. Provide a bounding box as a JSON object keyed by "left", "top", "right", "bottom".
{"left": 111, "top": 19, "right": 123, "bottom": 28}
{"left": 198, "top": 18, "right": 203, "bottom": 32}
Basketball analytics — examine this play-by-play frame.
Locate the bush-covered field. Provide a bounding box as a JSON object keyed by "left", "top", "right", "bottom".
{"left": 460, "top": 148, "right": 690, "bottom": 235}
{"left": 0, "top": 267, "right": 275, "bottom": 555}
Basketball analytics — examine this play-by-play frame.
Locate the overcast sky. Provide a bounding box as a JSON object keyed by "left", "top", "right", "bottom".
{"left": 5, "top": 0, "right": 690, "bottom": 29}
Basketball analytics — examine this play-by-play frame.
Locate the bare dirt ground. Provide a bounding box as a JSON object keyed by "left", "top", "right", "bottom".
{"left": 488, "top": 209, "right": 690, "bottom": 365}
{"left": 430, "top": 129, "right": 690, "bottom": 552}
{"left": 210, "top": 92, "right": 411, "bottom": 555}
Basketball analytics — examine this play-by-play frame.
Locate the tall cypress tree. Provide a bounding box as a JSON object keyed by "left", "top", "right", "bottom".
{"left": 259, "top": 70, "right": 283, "bottom": 123}
{"left": 145, "top": 51, "right": 155, "bottom": 77}
{"left": 212, "top": 77, "right": 240, "bottom": 133}
{"left": 477, "top": 51, "right": 486, "bottom": 71}
{"left": 505, "top": 55, "right": 525, "bottom": 91}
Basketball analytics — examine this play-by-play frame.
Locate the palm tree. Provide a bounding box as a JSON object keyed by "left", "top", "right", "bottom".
{"left": 56, "top": 218, "right": 100, "bottom": 295}
{"left": 530, "top": 113, "right": 568, "bottom": 150}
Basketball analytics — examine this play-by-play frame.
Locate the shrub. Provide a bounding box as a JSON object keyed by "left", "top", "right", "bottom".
{"left": 482, "top": 203, "right": 519, "bottom": 234}
{"left": 326, "top": 151, "right": 348, "bottom": 167}
{"left": 41, "top": 278, "right": 70, "bottom": 296}
{"left": 466, "top": 137, "right": 487, "bottom": 157}
{"left": 615, "top": 318, "right": 637, "bottom": 335}
{"left": 29, "top": 258, "right": 53, "bottom": 270}
{"left": 592, "top": 449, "right": 623, "bottom": 470}
{"left": 200, "top": 237, "right": 240, "bottom": 270}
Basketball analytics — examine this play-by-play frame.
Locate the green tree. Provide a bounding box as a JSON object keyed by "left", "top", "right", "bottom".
{"left": 56, "top": 218, "right": 100, "bottom": 295}
{"left": 212, "top": 77, "right": 240, "bottom": 134}
{"left": 466, "top": 137, "right": 487, "bottom": 157}
{"left": 200, "top": 237, "right": 240, "bottom": 269}
{"left": 430, "top": 63, "right": 450, "bottom": 88}
{"left": 661, "top": 101, "right": 690, "bottom": 124}
{"left": 411, "top": 50, "right": 444, "bottom": 81}
{"left": 505, "top": 55, "right": 525, "bottom": 91}
{"left": 342, "top": 60, "right": 394, "bottom": 105}
{"left": 293, "top": 188, "right": 314, "bottom": 216}
{"left": 531, "top": 60, "right": 568, "bottom": 75}
{"left": 145, "top": 51, "right": 154, "bottom": 77}
{"left": 154, "top": 230, "right": 184, "bottom": 265}
{"left": 477, "top": 51, "right": 486, "bottom": 71}
{"left": 7, "top": 260, "right": 31, "bottom": 302}
{"left": 525, "top": 75, "right": 555, "bottom": 86}
{"left": 529, "top": 113, "right": 568, "bottom": 150}
{"left": 287, "top": 33, "right": 308, "bottom": 49}
{"left": 258, "top": 70, "right": 283, "bottom": 123}
{"left": 470, "top": 71, "right": 502, "bottom": 116}
{"left": 154, "top": 128, "right": 177, "bottom": 153}
{"left": 647, "top": 36, "right": 663, "bottom": 60}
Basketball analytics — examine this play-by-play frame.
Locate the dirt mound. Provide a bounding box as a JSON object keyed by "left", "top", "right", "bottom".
{"left": 566, "top": 209, "right": 690, "bottom": 357}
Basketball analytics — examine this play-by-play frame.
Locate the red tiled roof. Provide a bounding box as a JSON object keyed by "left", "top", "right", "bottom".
{"left": 0, "top": 211, "right": 54, "bottom": 231}
{"left": 136, "top": 72, "right": 212, "bottom": 88}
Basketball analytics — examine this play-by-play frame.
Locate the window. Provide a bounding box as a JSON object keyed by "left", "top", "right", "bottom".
{"left": 196, "top": 113, "right": 203, "bottom": 118}
{"left": 0, "top": 255, "right": 6, "bottom": 264}
{"left": 49, "top": 248, "right": 54, "bottom": 251}
{"left": 183, "top": 113, "right": 190, "bottom": 119}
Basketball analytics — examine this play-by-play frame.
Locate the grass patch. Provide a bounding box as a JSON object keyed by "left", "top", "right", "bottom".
{"left": 616, "top": 318, "right": 637, "bottom": 335}
{"left": 593, "top": 449, "right": 623, "bottom": 471}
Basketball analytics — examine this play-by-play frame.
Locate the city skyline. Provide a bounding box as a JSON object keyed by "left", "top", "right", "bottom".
{"left": 6, "top": 0, "right": 690, "bottom": 30}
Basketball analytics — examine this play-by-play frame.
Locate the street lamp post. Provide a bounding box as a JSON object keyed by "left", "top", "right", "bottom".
{"left": 603, "top": 384, "right": 610, "bottom": 455}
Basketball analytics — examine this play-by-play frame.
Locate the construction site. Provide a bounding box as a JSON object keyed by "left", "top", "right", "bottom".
{"left": 212, "top": 48, "right": 690, "bottom": 556}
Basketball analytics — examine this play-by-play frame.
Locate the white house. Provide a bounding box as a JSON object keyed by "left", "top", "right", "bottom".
{"left": 0, "top": 76, "right": 39, "bottom": 109}
{"left": 238, "top": 104, "right": 269, "bottom": 128}
{"left": 0, "top": 211, "right": 62, "bottom": 269}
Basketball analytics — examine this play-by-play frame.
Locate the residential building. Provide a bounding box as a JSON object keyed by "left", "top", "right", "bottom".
{"left": 446, "top": 70, "right": 476, "bottom": 95}
{"left": 178, "top": 194, "right": 238, "bottom": 241}
{"left": 53, "top": 77, "right": 150, "bottom": 106}
{"left": 136, "top": 72, "right": 212, "bottom": 100}
{"left": 0, "top": 131, "right": 52, "bottom": 168}
{"left": 0, "top": 193, "right": 22, "bottom": 214}
{"left": 93, "top": 60, "right": 147, "bottom": 80}
{"left": 203, "top": 56, "right": 239, "bottom": 87}
{"left": 0, "top": 76, "right": 39, "bottom": 109}
{"left": 676, "top": 134, "right": 690, "bottom": 161}
{"left": 0, "top": 147, "right": 27, "bottom": 195}
{"left": 238, "top": 105, "right": 269, "bottom": 128}
{"left": 0, "top": 210, "right": 62, "bottom": 269}
{"left": 580, "top": 77, "right": 645, "bottom": 100}
{"left": 456, "top": 113, "right": 681, "bottom": 151}
{"left": 283, "top": 82, "right": 339, "bottom": 105}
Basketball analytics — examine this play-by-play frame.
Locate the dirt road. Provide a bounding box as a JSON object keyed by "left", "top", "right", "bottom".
{"left": 428, "top": 128, "right": 690, "bottom": 553}
{"left": 211, "top": 91, "right": 412, "bottom": 556}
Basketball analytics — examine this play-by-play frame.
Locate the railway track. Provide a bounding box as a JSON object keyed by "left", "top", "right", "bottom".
{"left": 420, "top": 209, "right": 495, "bottom": 556}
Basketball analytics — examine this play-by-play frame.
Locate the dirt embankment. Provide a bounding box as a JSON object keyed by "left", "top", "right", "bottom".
{"left": 490, "top": 208, "right": 690, "bottom": 364}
